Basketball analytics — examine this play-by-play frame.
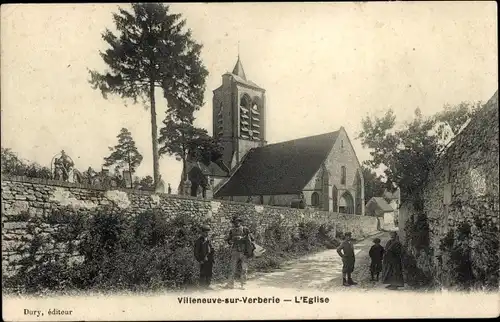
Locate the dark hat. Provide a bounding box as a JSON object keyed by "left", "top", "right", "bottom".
{"left": 373, "top": 238, "right": 381, "bottom": 244}
{"left": 201, "top": 225, "right": 211, "bottom": 232}
{"left": 345, "top": 232, "right": 352, "bottom": 237}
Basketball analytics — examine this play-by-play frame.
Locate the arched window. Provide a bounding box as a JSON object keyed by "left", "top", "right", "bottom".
{"left": 239, "top": 94, "right": 252, "bottom": 138}
{"left": 311, "top": 192, "right": 320, "bottom": 207}
{"left": 341, "top": 166, "right": 346, "bottom": 185}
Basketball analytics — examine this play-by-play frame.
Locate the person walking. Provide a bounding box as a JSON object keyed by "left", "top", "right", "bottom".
{"left": 194, "top": 225, "right": 215, "bottom": 290}
{"left": 382, "top": 231, "right": 405, "bottom": 289}
{"left": 224, "top": 214, "right": 254, "bottom": 290}
{"left": 336, "top": 232, "right": 357, "bottom": 286}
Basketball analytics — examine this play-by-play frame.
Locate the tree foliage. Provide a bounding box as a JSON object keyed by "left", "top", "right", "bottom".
{"left": 133, "top": 175, "right": 155, "bottom": 190}
{"left": 158, "top": 115, "right": 226, "bottom": 191}
{"left": 362, "top": 166, "right": 387, "bottom": 202}
{"left": 158, "top": 118, "right": 209, "bottom": 164}
{"left": 358, "top": 102, "right": 480, "bottom": 204}
{"left": 1, "top": 148, "right": 52, "bottom": 179}
{"left": 103, "top": 128, "right": 143, "bottom": 174}
{"left": 89, "top": 3, "right": 208, "bottom": 188}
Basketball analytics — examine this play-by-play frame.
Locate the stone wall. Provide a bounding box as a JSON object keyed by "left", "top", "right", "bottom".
{"left": 2, "top": 175, "right": 378, "bottom": 278}
{"left": 399, "top": 91, "right": 499, "bottom": 287}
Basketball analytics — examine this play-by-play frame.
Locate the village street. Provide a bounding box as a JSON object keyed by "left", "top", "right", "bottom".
{"left": 207, "top": 230, "right": 402, "bottom": 293}
{"left": 5, "top": 228, "right": 498, "bottom": 321}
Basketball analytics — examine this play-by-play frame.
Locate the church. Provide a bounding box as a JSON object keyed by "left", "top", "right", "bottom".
{"left": 203, "top": 56, "right": 365, "bottom": 215}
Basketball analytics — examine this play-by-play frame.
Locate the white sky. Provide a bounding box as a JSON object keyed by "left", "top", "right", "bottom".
{"left": 1, "top": 3, "right": 498, "bottom": 192}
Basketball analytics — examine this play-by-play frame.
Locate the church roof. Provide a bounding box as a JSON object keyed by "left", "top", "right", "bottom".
{"left": 220, "top": 56, "right": 264, "bottom": 91}
{"left": 215, "top": 130, "right": 340, "bottom": 197}
{"left": 232, "top": 56, "right": 247, "bottom": 80}
{"left": 231, "top": 74, "right": 264, "bottom": 90}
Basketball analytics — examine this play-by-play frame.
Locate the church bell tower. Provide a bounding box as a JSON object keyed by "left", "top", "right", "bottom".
{"left": 212, "top": 55, "right": 267, "bottom": 170}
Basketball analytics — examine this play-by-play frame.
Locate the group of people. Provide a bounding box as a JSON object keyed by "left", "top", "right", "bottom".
{"left": 336, "top": 230, "right": 405, "bottom": 289}
{"left": 193, "top": 214, "right": 255, "bottom": 290}
{"left": 194, "top": 215, "right": 405, "bottom": 291}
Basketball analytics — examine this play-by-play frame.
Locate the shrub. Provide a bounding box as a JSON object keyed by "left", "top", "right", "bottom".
{"left": 3, "top": 206, "right": 343, "bottom": 294}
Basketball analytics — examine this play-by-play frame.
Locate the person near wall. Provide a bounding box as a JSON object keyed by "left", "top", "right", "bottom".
{"left": 194, "top": 225, "right": 215, "bottom": 290}
{"left": 369, "top": 237, "right": 385, "bottom": 281}
{"left": 381, "top": 231, "right": 405, "bottom": 289}
{"left": 224, "top": 214, "right": 255, "bottom": 290}
{"left": 336, "top": 232, "right": 357, "bottom": 286}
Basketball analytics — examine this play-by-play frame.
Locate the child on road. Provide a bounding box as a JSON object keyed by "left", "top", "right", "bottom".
{"left": 369, "top": 237, "right": 385, "bottom": 281}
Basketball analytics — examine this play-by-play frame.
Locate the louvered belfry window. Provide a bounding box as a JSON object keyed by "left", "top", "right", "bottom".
{"left": 240, "top": 94, "right": 251, "bottom": 139}
{"left": 239, "top": 94, "right": 261, "bottom": 140}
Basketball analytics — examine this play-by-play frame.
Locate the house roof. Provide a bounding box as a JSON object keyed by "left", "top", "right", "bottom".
{"left": 207, "top": 161, "right": 230, "bottom": 178}
{"left": 215, "top": 130, "right": 340, "bottom": 197}
{"left": 367, "top": 197, "right": 394, "bottom": 213}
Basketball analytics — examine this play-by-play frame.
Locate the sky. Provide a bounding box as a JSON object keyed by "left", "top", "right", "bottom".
{"left": 1, "top": 2, "right": 498, "bottom": 192}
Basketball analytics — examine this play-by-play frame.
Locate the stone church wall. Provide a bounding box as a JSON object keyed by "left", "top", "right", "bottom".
{"left": 2, "top": 175, "right": 379, "bottom": 278}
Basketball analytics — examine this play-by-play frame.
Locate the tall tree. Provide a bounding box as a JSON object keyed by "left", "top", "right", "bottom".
{"left": 89, "top": 3, "right": 208, "bottom": 189}
{"left": 103, "top": 128, "right": 143, "bottom": 177}
{"left": 358, "top": 102, "right": 480, "bottom": 206}
{"left": 158, "top": 116, "right": 225, "bottom": 194}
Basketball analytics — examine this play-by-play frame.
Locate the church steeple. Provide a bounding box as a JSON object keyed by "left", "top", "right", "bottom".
{"left": 232, "top": 55, "right": 247, "bottom": 80}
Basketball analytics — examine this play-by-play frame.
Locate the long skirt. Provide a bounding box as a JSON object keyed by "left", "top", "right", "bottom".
{"left": 382, "top": 256, "right": 404, "bottom": 286}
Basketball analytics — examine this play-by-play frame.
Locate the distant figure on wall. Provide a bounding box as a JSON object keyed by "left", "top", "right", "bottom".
{"left": 85, "top": 167, "right": 96, "bottom": 185}
{"left": 167, "top": 183, "right": 172, "bottom": 194}
{"left": 53, "top": 150, "right": 74, "bottom": 182}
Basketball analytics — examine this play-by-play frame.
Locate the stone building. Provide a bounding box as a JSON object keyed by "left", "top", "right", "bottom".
{"left": 398, "top": 90, "right": 499, "bottom": 286}
{"left": 365, "top": 196, "right": 396, "bottom": 230}
{"left": 383, "top": 187, "right": 401, "bottom": 226}
{"left": 212, "top": 57, "right": 365, "bottom": 214}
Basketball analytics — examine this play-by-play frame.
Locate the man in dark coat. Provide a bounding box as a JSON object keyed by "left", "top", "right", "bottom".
{"left": 194, "top": 225, "right": 215, "bottom": 289}
{"left": 337, "top": 232, "right": 357, "bottom": 286}
{"left": 382, "top": 231, "right": 404, "bottom": 289}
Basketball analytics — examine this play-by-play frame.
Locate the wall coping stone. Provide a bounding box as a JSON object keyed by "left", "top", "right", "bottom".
{"left": 1, "top": 175, "right": 370, "bottom": 218}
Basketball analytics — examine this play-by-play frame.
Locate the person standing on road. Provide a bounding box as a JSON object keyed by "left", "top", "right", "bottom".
{"left": 382, "top": 231, "right": 405, "bottom": 289}
{"left": 224, "top": 214, "right": 254, "bottom": 290}
{"left": 369, "top": 237, "right": 385, "bottom": 281}
{"left": 336, "top": 232, "right": 357, "bottom": 286}
{"left": 194, "top": 225, "right": 215, "bottom": 290}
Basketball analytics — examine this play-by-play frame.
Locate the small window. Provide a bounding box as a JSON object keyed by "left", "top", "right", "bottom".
{"left": 341, "top": 166, "right": 346, "bottom": 185}
{"left": 341, "top": 140, "right": 344, "bottom": 148}
{"left": 311, "top": 192, "right": 320, "bottom": 206}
